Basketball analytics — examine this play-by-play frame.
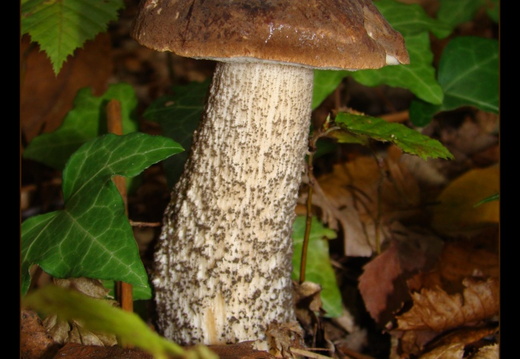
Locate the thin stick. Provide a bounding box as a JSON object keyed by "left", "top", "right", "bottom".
{"left": 300, "top": 119, "right": 340, "bottom": 284}
{"left": 300, "top": 148, "right": 314, "bottom": 284}
{"left": 106, "top": 99, "right": 134, "bottom": 313}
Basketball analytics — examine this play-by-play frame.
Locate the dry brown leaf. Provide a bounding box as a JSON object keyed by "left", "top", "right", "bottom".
{"left": 20, "top": 33, "right": 112, "bottom": 144}
{"left": 358, "top": 239, "right": 403, "bottom": 324}
{"left": 358, "top": 225, "right": 443, "bottom": 325}
{"left": 20, "top": 309, "right": 58, "bottom": 359}
{"left": 418, "top": 342, "right": 464, "bottom": 359}
{"left": 396, "top": 278, "right": 499, "bottom": 332}
{"left": 43, "top": 278, "right": 119, "bottom": 347}
{"left": 52, "top": 342, "right": 154, "bottom": 359}
{"left": 472, "top": 344, "right": 499, "bottom": 359}
{"left": 431, "top": 165, "right": 499, "bottom": 235}
{"left": 266, "top": 321, "right": 305, "bottom": 358}
{"left": 311, "top": 147, "right": 422, "bottom": 257}
{"left": 407, "top": 231, "right": 499, "bottom": 294}
{"left": 423, "top": 325, "right": 498, "bottom": 355}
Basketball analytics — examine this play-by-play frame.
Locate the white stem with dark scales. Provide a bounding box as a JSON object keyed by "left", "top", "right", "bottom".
{"left": 153, "top": 61, "right": 314, "bottom": 345}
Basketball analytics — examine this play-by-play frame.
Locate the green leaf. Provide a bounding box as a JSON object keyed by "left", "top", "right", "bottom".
{"left": 23, "top": 83, "right": 138, "bottom": 170}
{"left": 375, "top": 0, "right": 452, "bottom": 38}
{"left": 437, "top": 0, "right": 485, "bottom": 29}
{"left": 291, "top": 216, "right": 342, "bottom": 318}
{"left": 22, "top": 285, "right": 187, "bottom": 359}
{"left": 144, "top": 81, "right": 208, "bottom": 187}
{"left": 473, "top": 193, "right": 499, "bottom": 208}
{"left": 486, "top": 0, "right": 499, "bottom": 22}
{"left": 409, "top": 37, "right": 499, "bottom": 125}
{"left": 312, "top": 70, "right": 348, "bottom": 110}
{"left": 332, "top": 112, "right": 454, "bottom": 160}
{"left": 437, "top": 37, "right": 499, "bottom": 114}
{"left": 21, "top": 133, "right": 184, "bottom": 296}
{"left": 351, "top": 32, "right": 443, "bottom": 105}
{"left": 21, "top": 0, "right": 125, "bottom": 74}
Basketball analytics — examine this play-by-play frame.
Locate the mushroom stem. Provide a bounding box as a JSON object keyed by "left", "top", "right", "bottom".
{"left": 154, "top": 61, "right": 314, "bottom": 345}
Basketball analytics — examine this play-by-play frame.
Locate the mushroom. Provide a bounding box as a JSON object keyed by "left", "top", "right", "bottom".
{"left": 131, "top": 0, "right": 409, "bottom": 347}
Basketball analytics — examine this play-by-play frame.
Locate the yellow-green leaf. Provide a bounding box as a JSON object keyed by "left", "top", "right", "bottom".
{"left": 23, "top": 285, "right": 186, "bottom": 359}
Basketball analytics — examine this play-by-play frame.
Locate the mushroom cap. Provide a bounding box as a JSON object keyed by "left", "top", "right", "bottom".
{"left": 131, "top": 0, "right": 409, "bottom": 71}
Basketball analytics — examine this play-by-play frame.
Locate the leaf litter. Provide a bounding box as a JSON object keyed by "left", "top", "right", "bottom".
{"left": 20, "top": 1, "right": 499, "bottom": 357}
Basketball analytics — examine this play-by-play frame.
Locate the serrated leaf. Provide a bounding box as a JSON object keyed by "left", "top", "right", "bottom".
{"left": 409, "top": 37, "right": 499, "bottom": 126}
{"left": 21, "top": 133, "right": 184, "bottom": 296}
{"left": 375, "top": 0, "right": 452, "bottom": 39}
{"left": 23, "top": 83, "right": 138, "bottom": 170}
{"left": 144, "top": 80, "right": 208, "bottom": 187}
{"left": 351, "top": 32, "right": 443, "bottom": 105}
{"left": 291, "top": 216, "right": 342, "bottom": 318}
{"left": 22, "top": 285, "right": 186, "bottom": 359}
{"left": 332, "top": 112, "right": 453, "bottom": 160}
{"left": 21, "top": 0, "right": 125, "bottom": 74}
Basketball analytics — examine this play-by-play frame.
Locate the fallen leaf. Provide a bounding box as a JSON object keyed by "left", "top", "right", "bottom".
{"left": 20, "top": 309, "right": 58, "bottom": 359}
{"left": 358, "top": 225, "right": 443, "bottom": 325}
{"left": 20, "top": 33, "right": 112, "bottom": 143}
{"left": 418, "top": 342, "right": 464, "bottom": 359}
{"left": 472, "top": 344, "right": 499, "bottom": 359}
{"left": 423, "top": 325, "right": 498, "bottom": 356}
{"left": 207, "top": 341, "right": 278, "bottom": 359}
{"left": 431, "top": 165, "right": 499, "bottom": 235}
{"left": 311, "top": 147, "right": 422, "bottom": 257}
{"left": 408, "top": 229, "right": 499, "bottom": 294}
{"left": 52, "top": 342, "right": 154, "bottom": 359}
{"left": 396, "top": 277, "right": 499, "bottom": 332}
{"left": 22, "top": 285, "right": 189, "bottom": 359}
{"left": 358, "top": 239, "right": 403, "bottom": 324}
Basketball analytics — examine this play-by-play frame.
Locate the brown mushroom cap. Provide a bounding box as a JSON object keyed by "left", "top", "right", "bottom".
{"left": 132, "top": 0, "right": 409, "bottom": 71}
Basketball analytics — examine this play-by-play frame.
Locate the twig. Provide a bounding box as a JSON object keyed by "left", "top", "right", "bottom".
{"left": 106, "top": 99, "right": 134, "bottom": 313}
{"left": 300, "top": 118, "right": 340, "bottom": 283}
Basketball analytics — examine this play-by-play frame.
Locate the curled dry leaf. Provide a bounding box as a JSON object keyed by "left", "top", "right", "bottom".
{"left": 472, "top": 344, "right": 499, "bottom": 359}
{"left": 43, "top": 278, "right": 118, "bottom": 346}
{"left": 20, "top": 309, "right": 58, "bottom": 359}
{"left": 418, "top": 342, "right": 465, "bottom": 359}
{"left": 266, "top": 321, "right": 305, "bottom": 358}
{"left": 396, "top": 277, "right": 499, "bottom": 332}
{"left": 310, "top": 146, "right": 421, "bottom": 257}
{"left": 358, "top": 224, "right": 443, "bottom": 325}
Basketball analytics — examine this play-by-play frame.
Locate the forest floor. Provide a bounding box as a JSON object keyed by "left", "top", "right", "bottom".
{"left": 20, "top": 1, "right": 499, "bottom": 358}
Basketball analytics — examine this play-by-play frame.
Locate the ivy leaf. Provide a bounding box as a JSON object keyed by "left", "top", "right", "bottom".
{"left": 437, "top": 0, "right": 486, "bottom": 29}
{"left": 375, "top": 0, "right": 452, "bottom": 39}
{"left": 312, "top": 70, "right": 348, "bottom": 110}
{"left": 291, "top": 216, "right": 342, "bottom": 318}
{"left": 23, "top": 83, "right": 138, "bottom": 170}
{"left": 409, "top": 37, "right": 498, "bottom": 126}
{"left": 351, "top": 32, "right": 443, "bottom": 105}
{"left": 22, "top": 285, "right": 188, "bottom": 359}
{"left": 21, "top": 0, "right": 125, "bottom": 74}
{"left": 144, "top": 80, "right": 208, "bottom": 187}
{"left": 437, "top": 37, "right": 499, "bottom": 113}
{"left": 311, "top": 0, "right": 447, "bottom": 110}
{"left": 21, "top": 133, "right": 184, "bottom": 296}
{"left": 331, "top": 112, "right": 453, "bottom": 160}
